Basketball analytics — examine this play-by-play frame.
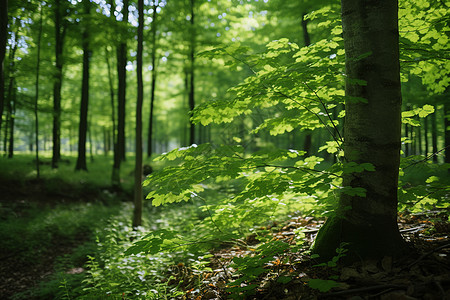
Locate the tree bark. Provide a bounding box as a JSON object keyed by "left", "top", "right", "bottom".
{"left": 0, "top": 0, "right": 7, "bottom": 137}
{"left": 424, "top": 115, "right": 429, "bottom": 156}
{"left": 431, "top": 111, "right": 438, "bottom": 162}
{"left": 34, "top": 4, "right": 43, "bottom": 178}
{"left": 75, "top": 0, "right": 91, "bottom": 171}
{"left": 133, "top": 0, "right": 144, "bottom": 228}
{"left": 6, "top": 23, "right": 18, "bottom": 159}
{"left": 300, "top": 12, "right": 313, "bottom": 156}
{"left": 445, "top": 103, "right": 450, "bottom": 168}
{"left": 52, "top": 0, "right": 66, "bottom": 169}
{"left": 112, "top": 0, "right": 127, "bottom": 187}
{"left": 147, "top": 1, "right": 158, "bottom": 158}
{"left": 313, "top": 0, "right": 406, "bottom": 261}
{"left": 188, "top": 0, "right": 196, "bottom": 146}
{"left": 116, "top": 0, "right": 129, "bottom": 163}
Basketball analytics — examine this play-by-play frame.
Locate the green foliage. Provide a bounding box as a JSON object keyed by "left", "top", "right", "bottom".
{"left": 226, "top": 239, "right": 292, "bottom": 298}
{"left": 307, "top": 279, "right": 341, "bottom": 293}
{"left": 82, "top": 210, "right": 183, "bottom": 299}
{"left": 398, "top": 156, "right": 450, "bottom": 212}
{"left": 307, "top": 242, "right": 348, "bottom": 292}
{"left": 0, "top": 201, "right": 119, "bottom": 263}
{"left": 402, "top": 104, "right": 435, "bottom": 126}
{"left": 399, "top": 0, "right": 450, "bottom": 93}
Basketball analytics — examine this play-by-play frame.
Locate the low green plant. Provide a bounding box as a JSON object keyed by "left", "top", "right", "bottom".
{"left": 307, "top": 242, "right": 348, "bottom": 293}
{"left": 226, "top": 239, "right": 292, "bottom": 298}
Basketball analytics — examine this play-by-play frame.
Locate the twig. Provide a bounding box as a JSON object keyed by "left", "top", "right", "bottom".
{"left": 406, "top": 243, "right": 450, "bottom": 269}
{"left": 193, "top": 193, "right": 224, "bottom": 234}
{"left": 403, "top": 146, "right": 449, "bottom": 170}
{"left": 399, "top": 225, "right": 426, "bottom": 233}
{"left": 320, "top": 284, "right": 404, "bottom": 297}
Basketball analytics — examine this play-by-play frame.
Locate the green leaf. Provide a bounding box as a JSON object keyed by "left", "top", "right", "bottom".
{"left": 277, "top": 276, "right": 292, "bottom": 284}
{"left": 308, "top": 279, "right": 341, "bottom": 292}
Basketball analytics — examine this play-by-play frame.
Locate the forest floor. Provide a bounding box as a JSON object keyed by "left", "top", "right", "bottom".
{"left": 176, "top": 211, "right": 450, "bottom": 300}
{"left": 1, "top": 177, "right": 449, "bottom": 299}
{"left": 0, "top": 177, "right": 127, "bottom": 300}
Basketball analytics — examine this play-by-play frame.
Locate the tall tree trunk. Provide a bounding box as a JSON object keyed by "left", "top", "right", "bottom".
{"left": 301, "top": 12, "right": 313, "bottom": 156}
{"left": 75, "top": 0, "right": 91, "bottom": 171}
{"left": 117, "top": 0, "right": 129, "bottom": 163}
{"left": 34, "top": 4, "right": 43, "bottom": 178}
{"left": 445, "top": 103, "right": 450, "bottom": 168}
{"left": 6, "top": 24, "right": 17, "bottom": 159}
{"left": 424, "top": 115, "right": 429, "bottom": 156}
{"left": 431, "top": 111, "right": 438, "bottom": 162}
{"left": 7, "top": 79, "right": 15, "bottom": 158}
{"left": 52, "top": 0, "right": 66, "bottom": 169}
{"left": 188, "top": 0, "right": 196, "bottom": 146}
{"left": 0, "top": 0, "right": 7, "bottom": 137}
{"left": 417, "top": 117, "right": 422, "bottom": 155}
{"left": 313, "top": 0, "right": 405, "bottom": 261}
{"left": 133, "top": 0, "right": 144, "bottom": 228}
{"left": 111, "top": 0, "right": 124, "bottom": 187}
{"left": 147, "top": 2, "right": 158, "bottom": 158}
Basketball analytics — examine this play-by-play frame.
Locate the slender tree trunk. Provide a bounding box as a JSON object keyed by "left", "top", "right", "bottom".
{"left": 301, "top": 12, "right": 313, "bottom": 156}
{"left": 111, "top": 0, "right": 128, "bottom": 188}
{"left": 34, "top": 4, "right": 43, "bottom": 178}
{"left": 133, "top": 0, "right": 144, "bottom": 228}
{"left": 188, "top": 0, "right": 196, "bottom": 146}
{"left": 7, "top": 80, "right": 15, "bottom": 158}
{"left": 424, "top": 115, "right": 429, "bottom": 156}
{"left": 105, "top": 48, "right": 116, "bottom": 155}
{"left": 431, "top": 111, "right": 438, "bottom": 162}
{"left": 75, "top": 0, "right": 91, "bottom": 171}
{"left": 117, "top": 0, "right": 128, "bottom": 163}
{"left": 0, "top": 0, "right": 7, "bottom": 137}
{"left": 6, "top": 24, "right": 17, "bottom": 159}
{"left": 88, "top": 118, "right": 94, "bottom": 161}
{"left": 183, "top": 69, "right": 189, "bottom": 146}
{"left": 445, "top": 103, "right": 450, "bottom": 168}
{"left": 147, "top": 2, "right": 158, "bottom": 158}
{"left": 313, "top": 0, "right": 406, "bottom": 261}
{"left": 52, "top": 0, "right": 66, "bottom": 169}
{"left": 404, "top": 123, "right": 409, "bottom": 156}
{"left": 417, "top": 117, "right": 422, "bottom": 155}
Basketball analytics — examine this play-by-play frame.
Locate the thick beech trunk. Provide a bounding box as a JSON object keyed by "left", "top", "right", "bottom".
{"left": 313, "top": 0, "right": 406, "bottom": 261}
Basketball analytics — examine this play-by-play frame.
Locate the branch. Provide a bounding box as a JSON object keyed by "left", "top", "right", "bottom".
{"left": 406, "top": 243, "right": 450, "bottom": 269}
{"left": 402, "top": 146, "right": 449, "bottom": 170}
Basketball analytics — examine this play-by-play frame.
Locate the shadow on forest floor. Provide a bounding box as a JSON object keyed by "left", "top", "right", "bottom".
{"left": 0, "top": 176, "right": 449, "bottom": 299}
{"left": 173, "top": 211, "right": 450, "bottom": 299}
{"left": 0, "top": 177, "right": 128, "bottom": 300}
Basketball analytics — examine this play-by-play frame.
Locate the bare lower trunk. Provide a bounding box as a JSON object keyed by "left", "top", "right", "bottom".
{"left": 313, "top": 0, "right": 406, "bottom": 261}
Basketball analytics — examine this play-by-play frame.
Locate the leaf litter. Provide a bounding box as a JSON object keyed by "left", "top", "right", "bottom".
{"left": 165, "top": 209, "right": 449, "bottom": 299}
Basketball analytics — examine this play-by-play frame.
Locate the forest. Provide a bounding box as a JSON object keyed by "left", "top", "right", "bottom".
{"left": 0, "top": 0, "right": 449, "bottom": 299}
